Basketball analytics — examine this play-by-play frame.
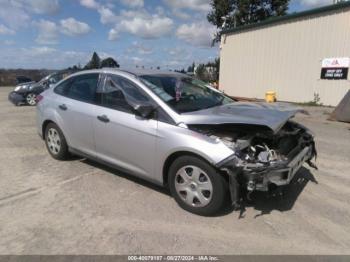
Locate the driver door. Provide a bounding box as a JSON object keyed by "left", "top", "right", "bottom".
{"left": 93, "top": 74, "right": 158, "bottom": 180}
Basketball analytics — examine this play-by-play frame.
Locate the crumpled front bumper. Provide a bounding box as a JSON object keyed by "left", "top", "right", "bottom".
{"left": 8, "top": 91, "right": 25, "bottom": 105}
{"left": 250, "top": 146, "right": 313, "bottom": 191}
{"left": 217, "top": 144, "right": 316, "bottom": 202}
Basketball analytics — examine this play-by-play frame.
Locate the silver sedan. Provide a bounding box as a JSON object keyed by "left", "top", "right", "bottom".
{"left": 36, "top": 69, "right": 317, "bottom": 215}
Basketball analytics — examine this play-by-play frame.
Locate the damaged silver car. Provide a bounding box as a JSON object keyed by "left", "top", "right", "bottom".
{"left": 36, "top": 69, "right": 317, "bottom": 215}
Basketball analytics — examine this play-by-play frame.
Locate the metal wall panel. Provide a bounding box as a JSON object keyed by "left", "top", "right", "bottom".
{"left": 220, "top": 9, "right": 350, "bottom": 106}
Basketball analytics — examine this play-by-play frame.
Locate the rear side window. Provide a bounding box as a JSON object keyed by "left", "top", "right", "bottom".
{"left": 54, "top": 73, "right": 100, "bottom": 104}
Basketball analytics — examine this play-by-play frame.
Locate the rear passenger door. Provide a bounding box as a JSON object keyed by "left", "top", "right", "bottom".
{"left": 93, "top": 74, "right": 158, "bottom": 180}
{"left": 53, "top": 73, "right": 100, "bottom": 156}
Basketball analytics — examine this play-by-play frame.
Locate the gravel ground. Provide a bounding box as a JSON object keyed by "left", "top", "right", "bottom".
{"left": 1, "top": 86, "right": 350, "bottom": 255}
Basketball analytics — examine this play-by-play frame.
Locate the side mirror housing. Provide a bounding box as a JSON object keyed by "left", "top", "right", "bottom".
{"left": 134, "top": 104, "right": 155, "bottom": 119}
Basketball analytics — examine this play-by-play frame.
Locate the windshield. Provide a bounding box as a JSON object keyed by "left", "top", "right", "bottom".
{"left": 140, "top": 75, "right": 234, "bottom": 113}
{"left": 49, "top": 73, "right": 64, "bottom": 84}
{"left": 38, "top": 74, "right": 63, "bottom": 85}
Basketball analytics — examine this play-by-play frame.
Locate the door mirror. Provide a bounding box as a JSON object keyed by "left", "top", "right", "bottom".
{"left": 133, "top": 104, "right": 155, "bottom": 119}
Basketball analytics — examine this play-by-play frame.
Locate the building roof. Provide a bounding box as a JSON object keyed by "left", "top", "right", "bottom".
{"left": 221, "top": 1, "right": 350, "bottom": 36}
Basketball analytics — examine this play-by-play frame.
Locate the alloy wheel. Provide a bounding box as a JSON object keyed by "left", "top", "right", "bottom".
{"left": 46, "top": 128, "right": 61, "bottom": 155}
{"left": 26, "top": 93, "right": 37, "bottom": 106}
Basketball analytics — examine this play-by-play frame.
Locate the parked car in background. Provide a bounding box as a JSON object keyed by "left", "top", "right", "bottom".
{"left": 16, "top": 76, "right": 34, "bottom": 85}
{"left": 36, "top": 69, "right": 317, "bottom": 215}
{"left": 8, "top": 70, "right": 76, "bottom": 106}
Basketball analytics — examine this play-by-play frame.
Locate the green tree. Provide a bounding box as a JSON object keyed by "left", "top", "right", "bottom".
{"left": 205, "top": 58, "right": 220, "bottom": 81}
{"left": 175, "top": 68, "right": 186, "bottom": 74}
{"left": 84, "top": 52, "right": 101, "bottom": 69}
{"left": 208, "top": 0, "right": 290, "bottom": 42}
{"left": 187, "top": 62, "right": 195, "bottom": 73}
{"left": 195, "top": 64, "right": 209, "bottom": 82}
{"left": 101, "top": 57, "right": 120, "bottom": 68}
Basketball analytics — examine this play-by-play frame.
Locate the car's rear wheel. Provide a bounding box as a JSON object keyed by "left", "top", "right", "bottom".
{"left": 168, "top": 156, "right": 228, "bottom": 216}
{"left": 26, "top": 93, "right": 37, "bottom": 106}
{"left": 45, "top": 123, "right": 69, "bottom": 160}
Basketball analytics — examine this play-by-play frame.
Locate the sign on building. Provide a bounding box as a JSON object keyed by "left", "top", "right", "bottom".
{"left": 321, "top": 57, "right": 349, "bottom": 80}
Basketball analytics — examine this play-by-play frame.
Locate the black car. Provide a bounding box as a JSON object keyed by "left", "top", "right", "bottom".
{"left": 16, "top": 76, "right": 34, "bottom": 85}
{"left": 9, "top": 71, "right": 74, "bottom": 106}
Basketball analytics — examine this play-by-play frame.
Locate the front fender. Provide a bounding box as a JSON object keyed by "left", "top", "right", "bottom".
{"left": 154, "top": 122, "right": 234, "bottom": 184}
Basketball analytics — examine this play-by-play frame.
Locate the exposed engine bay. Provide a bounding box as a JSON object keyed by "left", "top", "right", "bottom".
{"left": 189, "top": 121, "right": 317, "bottom": 204}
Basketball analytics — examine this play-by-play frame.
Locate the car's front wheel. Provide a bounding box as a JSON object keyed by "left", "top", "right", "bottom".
{"left": 168, "top": 156, "right": 228, "bottom": 216}
{"left": 25, "top": 93, "right": 37, "bottom": 106}
{"left": 45, "top": 123, "right": 69, "bottom": 160}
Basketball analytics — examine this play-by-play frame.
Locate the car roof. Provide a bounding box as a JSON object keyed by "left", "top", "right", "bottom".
{"left": 68, "top": 68, "right": 188, "bottom": 78}
{"left": 122, "top": 68, "right": 187, "bottom": 78}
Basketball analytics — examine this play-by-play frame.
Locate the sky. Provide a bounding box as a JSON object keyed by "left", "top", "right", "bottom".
{"left": 0, "top": 0, "right": 338, "bottom": 70}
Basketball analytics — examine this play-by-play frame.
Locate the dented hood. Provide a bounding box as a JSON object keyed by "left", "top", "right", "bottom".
{"left": 180, "top": 102, "right": 302, "bottom": 133}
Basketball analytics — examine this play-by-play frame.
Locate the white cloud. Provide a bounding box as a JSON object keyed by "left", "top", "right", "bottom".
{"left": 0, "top": 0, "right": 59, "bottom": 29}
{"left": 118, "top": 15, "right": 174, "bottom": 39}
{"left": 60, "top": 18, "right": 91, "bottom": 36}
{"left": 98, "top": 6, "right": 119, "bottom": 24}
{"left": 172, "top": 9, "right": 191, "bottom": 20}
{"left": 34, "top": 17, "right": 91, "bottom": 45}
{"left": 34, "top": 19, "right": 60, "bottom": 45}
{"left": 163, "top": 0, "right": 211, "bottom": 12}
{"left": 0, "top": 1, "right": 31, "bottom": 29}
{"left": 79, "top": 0, "right": 120, "bottom": 26}
{"left": 126, "top": 41, "right": 153, "bottom": 55}
{"left": 0, "top": 24, "right": 15, "bottom": 35}
{"left": 27, "top": 46, "right": 57, "bottom": 56}
{"left": 9, "top": 0, "right": 59, "bottom": 14}
{"left": 108, "top": 28, "right": 119, "bottom": 40}
{"left": 0, "top": 46, "right": 120, "bottom": 69}
{"left": 79, "top": 0, "right": 100, "bottom": 9}
{"left": 131, "top": 56, "right": 143, "bottom": 64}
{"left": 20, "top": 0, "right": 60, "bottom": 14}
{"left": 122, "top": 17, "right": 173, "bottom": 38}
{"left": 78, "top": 1, "right": 174, "bottom": 39}
{"left": 120, "top": 0, "right": 144, "bottom": 8}
{"left": 176, "top": 21, "right": 216, "bottom": 47}
{"left": 167, "top": 47, "right": 187, "bottom": 57}
{"left": 0, "top": 46, "right": 91, "bottom": 69}
{"left": 298, "top": 0, "right": 332, "bottom": 7}
{"left": 105, "top": 8, "right": 174, "bottom": 39}
{"left": 3, "top": 40, "right": 15, "bottom": 45}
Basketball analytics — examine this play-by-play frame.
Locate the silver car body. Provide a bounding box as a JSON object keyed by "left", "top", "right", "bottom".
{"left": 36, "top": 69, "right": 235, "bottom": 184}
{"left": 36, "top": 69, "right": 316, "bottom": 190}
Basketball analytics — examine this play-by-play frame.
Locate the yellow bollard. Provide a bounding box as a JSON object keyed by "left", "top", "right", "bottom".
{"left": 265, "top": 91, "right": 276, "bottom": 103}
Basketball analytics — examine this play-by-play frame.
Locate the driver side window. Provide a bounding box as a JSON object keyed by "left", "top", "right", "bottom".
{"left": 99, "top": 75, "right": 151, "bottom": 114}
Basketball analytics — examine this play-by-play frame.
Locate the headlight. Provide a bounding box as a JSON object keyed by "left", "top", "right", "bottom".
{"left": 14, "top": 86, "right": 24, "bottom": 91}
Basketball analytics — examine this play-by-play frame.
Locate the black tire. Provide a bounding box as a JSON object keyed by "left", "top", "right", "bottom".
{"left": 168, "top": 155, "right": 228, "bottom": 216}
{"left": 45, "top": 123, "right": 69, "bottom": 160}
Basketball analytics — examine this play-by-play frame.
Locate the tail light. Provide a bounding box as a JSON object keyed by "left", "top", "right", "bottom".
{"left": 36, "top": 94, "right": 44, "bottom": 103}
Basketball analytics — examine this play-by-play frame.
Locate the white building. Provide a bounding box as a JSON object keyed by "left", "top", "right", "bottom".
{"left": 220, "top": 2, "right": 350, "bottom": 106}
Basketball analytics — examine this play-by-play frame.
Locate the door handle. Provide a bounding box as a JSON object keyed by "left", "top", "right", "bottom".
{"left": 97, "top": 115, "right": 110, "bottom": 123}
{"left": 59, "top": 104, "right": 67, "bottom": 111}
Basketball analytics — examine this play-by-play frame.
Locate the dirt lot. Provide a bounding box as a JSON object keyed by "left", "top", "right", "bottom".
{"left": 1, "top": 86, "right": 350, "bottom": 255}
